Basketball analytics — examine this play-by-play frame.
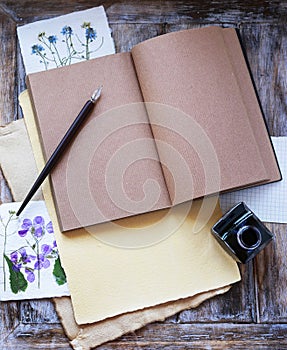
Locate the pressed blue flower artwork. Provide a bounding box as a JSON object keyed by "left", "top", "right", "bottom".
{"left": 0, "top": 201, "right": 69, "bottom": 301}
{"left": 31, "top": 22, "right": 102, "bottom": 70}
{"left": 17, "top": 6, "right": 115, "bottom": 74}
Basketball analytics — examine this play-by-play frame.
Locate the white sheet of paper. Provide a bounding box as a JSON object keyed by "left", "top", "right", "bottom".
{"left": 0, "top": 201, "right": 69, "bottom": 301}
{"left": 17, "top": 6, "right": 115, "bottom": 74}
{"left": 220, "top": 137, "right": 287, "bottom": 223}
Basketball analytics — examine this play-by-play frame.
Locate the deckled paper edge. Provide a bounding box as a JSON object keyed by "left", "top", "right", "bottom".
{"left": 54, "top": 286, "right": 231, "bottom": 350}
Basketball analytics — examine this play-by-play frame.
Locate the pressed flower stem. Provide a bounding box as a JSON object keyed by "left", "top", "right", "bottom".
{"left": 38, "top": 37, "right": 58, "bottom": 68}
{"left": 51, "top": 42, "right": 63, "bottom": 66}
{"left": 36, "top": 241, "right": 40, "bottom": 289}
{"left": 86, "top": 37, "right": 90, "bottom": 60}
{"left": 3, "top": 237, "right": 7, "bottom": 291}
{"left": 36, "top": 50, "right": 48, "bottom": 70}
{"left": 2, "top": 213, "right": 14, "bottom": 291}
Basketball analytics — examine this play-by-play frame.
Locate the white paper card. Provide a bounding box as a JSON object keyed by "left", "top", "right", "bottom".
{"left": 17, "top": 6, "right": 115, "bottom": 74}
{"left": 0, "top": 201, "right": 70, "bottom": 300}
{"left": 220, "top": 137, "right": 287, "bottom": 223}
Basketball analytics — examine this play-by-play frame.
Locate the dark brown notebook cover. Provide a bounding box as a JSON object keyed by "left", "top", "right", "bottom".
{"left": 26, "top": 26, "right": 281, "bottom": 232}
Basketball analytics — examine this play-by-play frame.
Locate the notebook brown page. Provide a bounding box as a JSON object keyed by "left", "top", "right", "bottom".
{"left": 27, "top": 26, "right": 281, "bottom": 232}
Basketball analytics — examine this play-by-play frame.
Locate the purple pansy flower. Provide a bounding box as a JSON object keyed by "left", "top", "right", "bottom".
{"left": 33, "top": 216, "right": 45, "bottom": 227}
{"left": 25, "top": 268, "right": 35, "bottom": 283}
{"left": 19, "top": 248, "right": 36, "bottom": 264}
{"left": 34, "top": 226, "right": 44, "bottom": 238}
{"left": 46, "top": 221, "right": 54, "bottom": 234}
{"left": 10, "top": 251, "right": 18, "bottom": 264}
{"left": 18, "top": 216, "right": 48, "bottom": 239}
{"left": 18, "top": 218, "right": 32, "bottom": 237}
{"left": 10, "top": 251, "right": 21, "bottom": 272}
{"left": 34, "top": 244, "right": 52, "bottom": 270}
{"left": 33, "top": 216, "right": 45, "bottom": 238}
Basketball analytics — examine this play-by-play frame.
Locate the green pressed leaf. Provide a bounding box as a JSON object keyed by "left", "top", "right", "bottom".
{"left": 53, "top": 257, "right": 67, "bottom": 286}
{"left": 4, "top": 255, "right": 28, "bottom": 294}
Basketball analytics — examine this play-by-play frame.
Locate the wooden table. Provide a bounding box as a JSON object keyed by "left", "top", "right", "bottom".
{"left": 0, "top": 1, "right": 287, "bottom": 349}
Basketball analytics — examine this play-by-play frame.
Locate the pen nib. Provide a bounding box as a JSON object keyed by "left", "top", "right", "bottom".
{"left": 91, "top": 85, "right": 103, "bottom": 103}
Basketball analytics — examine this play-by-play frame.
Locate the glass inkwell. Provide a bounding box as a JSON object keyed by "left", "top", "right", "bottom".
{"left": 212, "top": 202, "right": 274, "bottom": 263}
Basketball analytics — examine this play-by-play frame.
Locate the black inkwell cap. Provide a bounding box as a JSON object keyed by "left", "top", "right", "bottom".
{"left": 212, "top": 202, "right": 274, "bottom": 264}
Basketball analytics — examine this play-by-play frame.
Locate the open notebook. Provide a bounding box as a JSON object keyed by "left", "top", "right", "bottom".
{"left": 26, "top": 26, "right": 281, "bottom": 232}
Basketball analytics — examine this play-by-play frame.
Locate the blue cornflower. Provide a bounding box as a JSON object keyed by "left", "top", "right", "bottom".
{"left": 31, "top": 44, "right": 44, "bottom": 54}
{"left": 85, "top": 27, "right": 97, "bottom": 41}
{"left": 61, "top": 25, "right": 73, "bottom": 35}
{"left": 48, "top": 35, "right": 57, "bottom": 44}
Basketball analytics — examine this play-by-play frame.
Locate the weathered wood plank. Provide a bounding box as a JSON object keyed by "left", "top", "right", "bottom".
{"left": 0, "top": 11, "right": 17, "bottom": 125}
{"left": 107, "top": 1, "right": 287, "bottom": 24}
{"left": 238, "top": 23, "right": 287, "bottom": 324}
{"left": 255, "top": 223, "right": 287, "bottom": 322}
{"left": 2, "top": 1, "right": 287, "bottom": 24}
{"left": 0, "top": 1, "right": 287, "bottom": 349}
{"left": 239, "top": 24, "right": 287, "bottom": 136}
{"left": 19, "top": 300, "right": 60, "bottom": 324}
{"left": 111, "top": 23, "right": 162, "bottom": 52}
{"left": 3, "top": 322, "right": 287, "bottom": 349}
{"left": 2, "top": 323, "right": 71, "bottom": 349}
{"left": 0, "top": 301, "right": 19, "bottom": 343}
{"left": 178, "top": 264, "right": 255, "bottom": 323}
{"left": 103, "top": 322, "right": 287, "bottom": 348}
{"left": 16, "top": 40, "right": 26, "bottom": 118}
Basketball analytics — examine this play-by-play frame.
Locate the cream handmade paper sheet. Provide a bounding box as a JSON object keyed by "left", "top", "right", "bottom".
{"left": 20, "top": 90, "right": 240, "bottom": 325}
{"left": 0, "top": 117, "right": 234, "bottom": 349}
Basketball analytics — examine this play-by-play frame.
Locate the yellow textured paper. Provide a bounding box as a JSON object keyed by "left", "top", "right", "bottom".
{"left": 20, "top": 90, "right": 240, "bottom": 325}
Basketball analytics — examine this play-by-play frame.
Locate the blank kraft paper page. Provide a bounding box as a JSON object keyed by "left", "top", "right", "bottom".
{"left": 21, "top": 90, "right": 240, "bottom": 325}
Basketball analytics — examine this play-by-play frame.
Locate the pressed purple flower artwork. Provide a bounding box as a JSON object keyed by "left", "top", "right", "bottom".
{"left": 17, "top": 6, "right": 115, "bottom": 74}
{"left": 0, "top": 201, "right": 69, "bottom": 301}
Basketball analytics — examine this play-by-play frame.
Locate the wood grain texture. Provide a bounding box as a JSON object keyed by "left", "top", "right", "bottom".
{"left": 0, "top": 1, "right": 286, "bottom": 349}
{"left": 255, "top": 223, "right": 287, "bottom": 322}
{"left": 20, "top": 300, "right": 59, "bottom": 324}
{"left": 239, "top": 23, "right": 287, "bottom": 136}
{"left": 1, "top": 0, "right": 287, "bottom": 24}
{"left": 0, "top": 12, "right": 17, "bottom": 125}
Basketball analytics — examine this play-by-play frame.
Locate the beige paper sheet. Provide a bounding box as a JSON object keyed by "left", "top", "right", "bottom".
{"left": 20, "top": 90, "right": 240, "bottom": 325}
{"left": 0, "top": 114, "right": 233, "bottom": 349}
{"left": 0, "top": 119, "right": 42, "bottom": 202}
{"left": 56, "top": 287, "right": 230, "bottom": 350}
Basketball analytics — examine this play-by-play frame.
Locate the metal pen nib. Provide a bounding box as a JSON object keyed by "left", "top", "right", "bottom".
{"left": 91, "top": 85, "right": 103, "bottom": 103}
